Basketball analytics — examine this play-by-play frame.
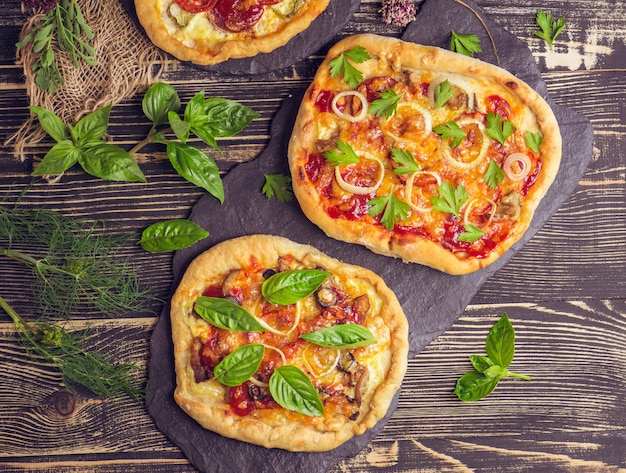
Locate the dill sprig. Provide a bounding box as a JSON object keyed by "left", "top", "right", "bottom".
{"left": 1, "top": 295, "right": 144, "bottom": 401}
{"left": 0, "top": 205, "right": 154, "bottom": 319}
{"left": 17, "top": 0, "right": 97, "bottom": 94}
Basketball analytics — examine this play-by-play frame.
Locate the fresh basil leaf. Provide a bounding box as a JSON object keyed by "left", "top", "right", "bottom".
{"left": 300, "top": 324, "right": 376, "bottom": 349}
{"left": 184, "top": 90, "right": 207, "bottom": 124}
{"left": 485, "top": 313, "right": 515, "bottom": 368}
{"left": 269, "top": 365, "right": 324, "bottom": 417}
{"left": 454, "top": 370, "right": 499, "bottom": 401}
{"left": 483, "top": 365, "right": 506, "bottom": 379}
{"left": 166, "top": 142, "right": 224, "bottom": 202}
{"left": 203, "top": 97, "right": 260, "bottom": 138}
{"left": 189, "top": 124, "right": 219, "bottom": 150}
{"left": 29, "top": 105, "right": 68, "bottom": 142}
{"left": 469, "top": 355, "right": 494, "bottom": 373}
{"left": 142, "top": 82, "right": 180, "bottom": 125}
{"left": 139, "top": 219, "right": 209, "bottom": 252}
{"left": 262, "top": 269, "right": 329, "bottom": 305}
{"left": 168, "top": 111, "right": 191, "bottom": 143}
{"left": 72, "top": 105, "right": 111, "bottom": 144}
{"left": 32, "top": 140, "right": 80, "bottom": 176}
{"left": 78, "top": 142, "right": 146, "bottom": 182}
{"left": 194, "top": 296, "right": 265, "bottom": 332}
{"left": 213, "top": 344, "right": 265, "bottom": 387}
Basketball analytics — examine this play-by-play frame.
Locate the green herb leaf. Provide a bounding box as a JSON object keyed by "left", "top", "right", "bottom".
{"left": 534, "top": 10, "right": 566, "bottom": 50}
{"left": 432, "top": 182, "right": 468, "bottom": 216}
{"left": 213, "top": 344, "right": 265, "bottom": 387}
{"left": 165, "top": 142, "right": 224, "bottom": 203}
{"left": 485, "top": 313, "right": 516, "bottom": 368}
{"left": 469, "top": 355, "right": 495, "bottom": 373}
{"left": 202, "top": 97, "right": 260, "bottom": 138}
{"left": 269, "top": 365, "right": 324, "bottom": 417}
{"left": 32, "top": 140, "right": 80, "bottom": 176}
{"left": 434, "top": 80, "right": 454, "bottom": 108}
{"left": 194, "top": 297, "right": 266, "bottom": 332}
{"left": 78, "top": 142, "right": 146, "bottom": 182}
{"left": 458, "top": 224, "right": 484, "bottom": 243}
{"left": 450, "top": 31, "right": 482, "bottom": 57}
{"left": 368, "top": 193, "right": 410, "bottom": 231}
{"left": 391, "top": 148, "right": 420, "bottom": 175}
{"left": 454, "top": 370, "right": 500, "bottom": 401}
{"left": 433, "top": 121, "right": 467, "bottom": 148}
{"left": 142, "top": 82, "right": 181, "bottom": 126}
{"left": 262, "top": 270, "right": 329, "bottom": 305}
{"left": 168, "top": 111, "right": 191, "bottom": 143}
{"left": 262, "top": 173, "right": 294, "bottom": 202}
{"left": 300, "top": 324, "right": 376, "bottom": 349}
{"left": 484, "top": 159, "right": 505, "bottom": 188}
{"left": 525, "top": 131, "right": 543, "bottom": 153}
{"left": 139, "top": 219, "right": 209, "bottom": 252}
{"left": 72, "top": 105, "right": 111, "bottom": 145}
{"left": 329, "top": 46, "right": 371, "bottom": 88}
{"left": 29, "top": 105, "right": 68, "bottom": 142}
{"left": 324, "top": 140, "right": 360, "bottom": 166}
{"left": 486, "top": 112, "right": 515, "bottom": 145}
{"left": 483, "top": 365, "right": 507, "bottom": 379}
{"left": 369, "top": 88, "right": 402, "bottom": 118}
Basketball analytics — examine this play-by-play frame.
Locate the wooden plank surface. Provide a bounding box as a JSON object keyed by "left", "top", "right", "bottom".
{"left": 1, "top": 0, "right": 625, "bottom": 472}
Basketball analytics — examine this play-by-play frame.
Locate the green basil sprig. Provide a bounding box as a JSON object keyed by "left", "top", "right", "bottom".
{"left": 300, "top": 324, "right": 376, "bottom": 349}
{"left": 214, "top": 344, "right": 265, "bottom": 387}
{"left": 262, "top": 269, "right": 329, "bottom": 305}
{"left": 194, "top": 297, "right": 265, "bottom": 332}
{"left": 269, "top": 365, "right": 324, "bottom": 417}
{"left": 139, "top": 219, "right": 209, "bottom": 252}
{"left": 31, "top": 82, "right": 259, "bottom": 203}
{"left": 454, "top": 313, "right": 531, "bottom": 401}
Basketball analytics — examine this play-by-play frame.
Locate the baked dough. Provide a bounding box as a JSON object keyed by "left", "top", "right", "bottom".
{"left": 134, "top": 0, "right": 331, "bottom": 65}
{"left": 288, "top": 34, "right": 562, "bottom": 275}
{"left": 171, "top": 234, "right": 409, "bottom": 451}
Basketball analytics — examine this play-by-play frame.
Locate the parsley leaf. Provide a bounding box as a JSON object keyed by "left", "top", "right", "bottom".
{"left": 458, "top": 224, "right": 484, "bottom": 242}
{"left": 369, "top": 88, "right": 402, "bottom": 118}
{"left": 525, "top": 131, "right": 543, "bottom": 153}
{"left": 329, "top": 46, "right": 371, "bottom": 89}
{"left": 432, "top": 182, "right": 468, "bottom": 216}
{"left": 433, "top": 121, "right": 467, "bottom": 147}
{"left": 324, "top": 140, "right": 360, "bottom": 166}
{"left": 486, "top": 112, "right": 515, "bottom": 145}
{"left": 262, "top": 173, "right": 293, "bottom": 202}
{"left": 484, "top": 159, "right": 504, "bottom": 188}
{"left": 368, "top": 193, "right": 410, "bottom": 231}
{"left": 435, "top": 80, "right": 454, "bottom": 108}
{"left": 391, "top": 148, "right": 420, "bottom": 174}
{"left": 450, "top": 31, "right": 482, "bottom": 57}
{"left": 534, "top": 10, "right": 566, "bottom": 50}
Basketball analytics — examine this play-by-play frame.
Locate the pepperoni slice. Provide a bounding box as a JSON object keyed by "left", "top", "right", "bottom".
{"left": 174, "top": 0, "right": 218, "bottom": 13}
{"left": 210, "top": 0, "right": 265, "bottom": 33}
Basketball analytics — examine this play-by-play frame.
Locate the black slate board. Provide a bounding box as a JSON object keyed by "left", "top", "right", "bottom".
{"left": 120, "top": 0, "right": 361, "bottom": 76}
{"left": 146, "top": 1, "right": 594, "bottom": 472}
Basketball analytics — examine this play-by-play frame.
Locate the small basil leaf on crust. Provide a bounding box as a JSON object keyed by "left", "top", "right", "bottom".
{"left": 214, "top": 344, "right": 265, "bottom": 387}
{"left": 262, "top": 269, "right": 329, "bottom": 305}
{"left": 300, "top": 324, "right": 376, "bottom": 349}
{"left": 194, "top": 296, "right": 265, "bottom": 332}
{"left": 269, "top": 365, "right": 324, "bottom": 417}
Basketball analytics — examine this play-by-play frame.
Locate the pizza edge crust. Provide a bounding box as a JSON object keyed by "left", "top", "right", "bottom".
{"left": 134, "top": 0, "right": 331, "bottom": 65}
{"left": 170, "top": 234, "right": 409, "bottom": 451}
{"left": 288, "top": 34, "right": 563, "bottom": 275}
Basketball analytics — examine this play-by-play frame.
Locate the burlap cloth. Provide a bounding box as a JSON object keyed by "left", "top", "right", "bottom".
{"left": 6, "top": 0, "right": 167, "bottom": 163}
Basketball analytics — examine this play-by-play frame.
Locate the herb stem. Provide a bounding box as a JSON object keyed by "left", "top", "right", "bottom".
{"left": 127, "top": 127, "right": 172, "bottom": 156}
{"left": 508, "top": 371, "right": 532, "bottom": 381}
{"left": 0, "top": 246, "right": 80, "bottom": 280}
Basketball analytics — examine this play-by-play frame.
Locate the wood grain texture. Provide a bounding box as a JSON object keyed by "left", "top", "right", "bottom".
{"left": 1, "top": 0, "right": 625, "bottom": 472}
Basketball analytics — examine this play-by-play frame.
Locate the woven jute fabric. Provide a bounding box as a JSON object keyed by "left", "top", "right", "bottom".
{"left": 6, "top": 0, "right": 168, "bottom": 163}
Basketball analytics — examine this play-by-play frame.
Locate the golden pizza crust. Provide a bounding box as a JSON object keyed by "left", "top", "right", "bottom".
{"left": 134, "top": 0, "right": 331, "bottom": 65}
{"left": 171, "top": 234, "right": 409, "bottom": 451}
{"left": 288, "top": 34, "right": 562, "bottom": 275}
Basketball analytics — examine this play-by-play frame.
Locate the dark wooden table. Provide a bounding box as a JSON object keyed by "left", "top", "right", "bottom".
{"left": 1, "top": 1, "right": 625, "bottom": 472}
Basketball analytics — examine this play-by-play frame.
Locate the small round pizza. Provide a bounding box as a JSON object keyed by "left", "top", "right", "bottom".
{"left": 288, "top": 34, "right": 562, "bottom": 275}
{"left": 170, "top": 234, "right": 409, "bottom": 451}
{"left": 134, "top": 0, "right": 331, "bottom": 65}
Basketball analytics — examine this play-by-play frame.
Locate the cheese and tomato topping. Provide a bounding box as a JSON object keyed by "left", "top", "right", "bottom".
{"left": 304, "top": 48, "right": 543, "bottom": 261}
{"left": 181, "top": 253, "right": 392, "bottom": 426}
